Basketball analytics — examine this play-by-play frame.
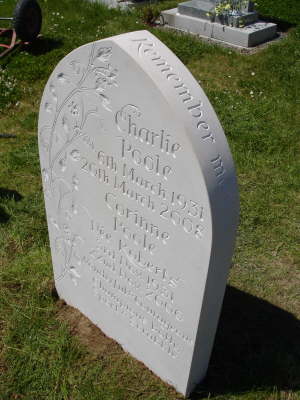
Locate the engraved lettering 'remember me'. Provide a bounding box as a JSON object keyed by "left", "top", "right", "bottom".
{"left": 131, "top": 37, "right": 227, "bottom": 185}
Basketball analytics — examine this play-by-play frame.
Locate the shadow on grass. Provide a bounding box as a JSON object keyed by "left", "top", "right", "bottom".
{"left": 0, "top": 188, "right": 23, "bottom": 202}
{"left": 23, "top": 37, "right": 63, "bottom": 56}
{"left": 0, "top": 188, "right": 23, "bottom": 224}
{"left": 0, "top": 206, "right": 10, "bottom": 224}
{"left": 192, "top": 286, "right": 300, "bottom": 398}
{"left": 258, "top": 15, "right": 296, "bottom": 32}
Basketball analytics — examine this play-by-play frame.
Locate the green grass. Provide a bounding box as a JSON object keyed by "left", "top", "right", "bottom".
{"left": 255, "top": 0, "right": 300, "bottom": 25}
{"left": 0, "top": 0, "right": 300, "bottom": 399}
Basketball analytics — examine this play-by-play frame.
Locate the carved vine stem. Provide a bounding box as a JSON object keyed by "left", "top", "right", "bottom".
{"left": 47, "top": 44, "right": 97, "bottom": 190}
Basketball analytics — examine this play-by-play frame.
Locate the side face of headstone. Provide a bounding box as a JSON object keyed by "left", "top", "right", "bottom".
{"left": 38, "top": 31, "right": 239, "bottom": 396}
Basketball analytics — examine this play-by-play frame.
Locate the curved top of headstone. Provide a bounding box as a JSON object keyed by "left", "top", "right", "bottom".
{"left": 38, "top": 31, "right": 239, "bottom": 396}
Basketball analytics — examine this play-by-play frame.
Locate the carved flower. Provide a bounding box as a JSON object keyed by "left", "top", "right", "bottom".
{"left": 70, "top": 149, "right": 81, "bottom": 161}
{"left": 45, "top": 102, "right": 53, "bottom": 113}
{"left": 94, "top": 64, "right": 118, "bottom": 91}
{"left": 68, "top": 101, "right": 80, "bottom": 116}
{"left": 73, "top": 127, "right": 81, "bottom": 137}
{"left": 94, "top": 47, "right": 112, "bottom": 63}
{"left": 70, "top": 199, "right": 78, "bottom": 215}
{"left": 69, "top": 60, "right": 82, "bottom": 75}
{"left": 69, "top": 266, "right": 81, "bottom": 286}
{"left": 49, "top": 83, "right": 58, "bottom": 103}
{"left": 72, "top": 174, "right": 79, "bottom": 191}
{"left": 57, "top": 72, "right": 71, "bottom": 84}
{"left": 42, "top": 168, "right": 50, "bottom": 183}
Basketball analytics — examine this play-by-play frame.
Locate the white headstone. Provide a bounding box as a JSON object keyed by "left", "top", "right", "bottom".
{"left": 38, "top": 30, "right": 239, "bottom": 397}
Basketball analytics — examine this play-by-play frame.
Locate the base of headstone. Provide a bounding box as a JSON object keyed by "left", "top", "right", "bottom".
{"left": 161, "top": 9, "right": 277, "bottom": 48}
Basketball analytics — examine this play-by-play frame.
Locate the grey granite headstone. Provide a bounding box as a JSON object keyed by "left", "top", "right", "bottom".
{"left": 162, "top": 0, "right": 277, "bottom": 48}
{"left": 178, "top": 0, "right": 257, "bottom": 27}
{"left": 178, "top": 0, "right": 216, "bottom": 21}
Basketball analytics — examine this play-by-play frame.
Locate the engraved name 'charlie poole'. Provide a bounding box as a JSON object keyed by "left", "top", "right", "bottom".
{"left": 115, "top": 105, "right": 182, "bottom": 179}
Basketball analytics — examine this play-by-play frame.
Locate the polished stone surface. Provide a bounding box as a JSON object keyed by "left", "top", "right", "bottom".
{"left": 178, "top": 0, "right": 216, "bottom": 20}
{"left": 178, "top": 0, "right": 257, "bottom": 26}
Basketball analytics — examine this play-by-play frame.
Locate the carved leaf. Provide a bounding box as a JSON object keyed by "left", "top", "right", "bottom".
{"left": 68, "top": 101, "right": 80, "bottom": 117}
{"left": 42, "top": 168, "right": 50, "bottom": 183}
{"left": 70, "top": 149, "right": 81, "bottom": 162}
{"left": 56, "top": 178, "right": 71, "bottom": 214}
{"left": 95, "top": 47, "right": 112, "bottom": 63}
{"left": 94, "top": 65, "right": 118, "bottom": 89}
{"left": 105, "top": 67, "right": 118, "bottom": 80}
{"left": 58, "top": 152, "right": 68, "bottom": 172}
{"left": 41, "top": 168, "right": 52, "bottom": 197}
{"left": 69, "top": 266, "right": 81, "bottom": 286}
{"left": 39, "top": 125, "right": 51, "bottom": 150}
{"left": 58, "top": 178, "right": 70, "bottom": 195}
{"left": 70, "top": 266, "right": 80, "bottom": 278}
{"left": 49, "top": 83, "right": 57, "bottom": 103}
{"left": 73, "top": 247, "right": 82, "bottom": 266}
{"left": 98, "top": 93, "right": 111, "bottom": 112}
{"left": 50, "top": 217, "right": 60, "bottom": 231}
{"left": 72, "top": 174, "right": 79, "bottom": 191}
{"left": 57, "top": 72, "right": 71, "bottom": 84}
{"left": 62, "top": 114, "right": 70, "bottom": 141}
{"left": 45, "top": 102, "right": 53, "bottom": 113}
{"left": 94, "top": 66, "right": 108, "bottom": 76}
{"left": 55, "top": 237, "right": 65, "bottom": 254}
{"left": 70, "top": 60, "right": 82, "bottom": 75}
{"left": 70, "top": 197, "right": 79, "bottom": 215}
{"left": 62, "top": 224, "right": 71, "bottom": 244}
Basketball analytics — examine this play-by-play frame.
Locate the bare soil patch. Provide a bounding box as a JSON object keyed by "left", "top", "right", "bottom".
{"left": 56, "top": 299, "right": 120, "bottom": 358}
